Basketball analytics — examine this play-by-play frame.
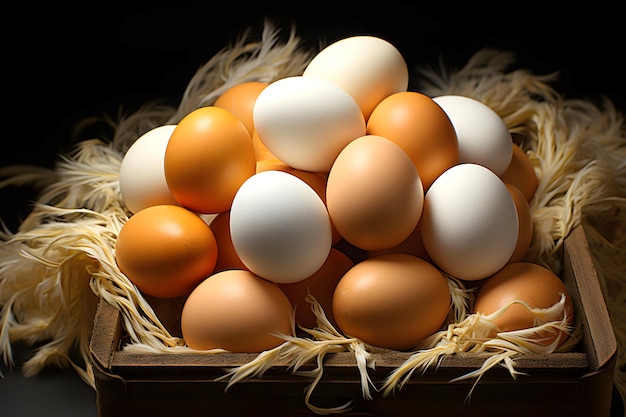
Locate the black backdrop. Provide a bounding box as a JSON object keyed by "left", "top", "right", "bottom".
{"left": 7, "top": 3, "right": 625, "bottom": 165}
{"left": 4, "top": 2, "right": 625, "bottom": 235}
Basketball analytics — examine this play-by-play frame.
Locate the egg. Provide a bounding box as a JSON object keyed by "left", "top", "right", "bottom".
{"left": 332, "top": 253, "right": 451, "bottom": 351}
{"left": 473, "top": 262, "right": 574, "bottom": 348}
{"left": 432, "top": 95, "right": 513, "bottom": 175}
{"left": 326, "top": 135, "right": 423, "bottom": 251}
{"left": 256, "top": 160, "right": 341, "bottom": 245}
{"left": 505, "top": 183, "right": 533, "bottom": 263}
{"left": 115, "top": 204, "right": 218, "bottom": 298}
{"left": 181, "top": 269, "right": 294, "bottom": 352}
{"left": 420, "top": 163, "right": 519, "bottom": 281}
{"left": 118, "top": 125, "right": 180, "bottom": 214}
{"left": 302, "top": 35, "right": 409, "bottom": 120}
{"left": 214, "top": 81, "right": 269, "bottom": 136}
{"left": 164, "top": 106, "right": 256, "bottom": 214}
{"left": 208, "top": 210, "right": 247, "bottom": 273}
{"left": 279, "top": 248, "right": 354, "bottom": 329}
{"left": 366, "top": 91, "right": 459, "bottom": 190}
{"left": 229, "top": 170, "right": 333, "bottom": 284}
{"left": 500, "top": 142, "right": 539, "bottom": 202}
{"left": 253, "top": 75, "right": 366, "bottom": 173}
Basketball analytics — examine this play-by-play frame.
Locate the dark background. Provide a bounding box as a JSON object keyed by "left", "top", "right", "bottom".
{"left": 2, "top": 3, "right": 624, "bottom": 416}
{"left": 3, "top": 3, "right": 625, "bottom": 231}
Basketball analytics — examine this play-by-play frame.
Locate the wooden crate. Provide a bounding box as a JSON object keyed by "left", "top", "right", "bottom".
{"left": 89, "top": 224, "right": 617, "bottom": 417}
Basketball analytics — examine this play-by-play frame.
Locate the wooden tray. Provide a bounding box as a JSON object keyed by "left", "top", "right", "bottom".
{"left": 89, "top": 224, "right": 617, "bottom": 416}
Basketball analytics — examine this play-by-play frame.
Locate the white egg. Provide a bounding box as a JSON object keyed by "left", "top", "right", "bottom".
{"left": 420, "top": 163, "right": 519, "bottom": 281}
{"left": 229, "top": 170, "right": 333, "bottom": 284}
{"left": 303, "top": 35, "right": 409, "bottom": 120}
{"left": 433, "top": 95, "right": 512, "bottom": 175}
{"left": 253, "top": 76, "right": 366, "bottom": 173}
{"left": 119, "top": 125, "right": 180, "bottom": 214}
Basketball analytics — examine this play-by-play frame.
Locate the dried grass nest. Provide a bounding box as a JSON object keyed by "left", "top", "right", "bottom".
{"left": 1, "top": 22, "right": 625, "bottom": 413}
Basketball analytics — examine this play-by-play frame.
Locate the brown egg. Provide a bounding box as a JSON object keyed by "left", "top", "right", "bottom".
{"left": 164, "top": 106, "right": 256, "bottom": 214}
{"left": 473, "top": 262, "right": 574, "bottom": 348}
{"left": 332, "top": 253, "right": 451, "bottom": 351}
{"left": 208, "top": 210, "right": 247, "bottom": 273}
{"left": 326, "top": 135, "right": 424, "bottom": 251}
{"left": 366, "top": 91, "right": 459, "bottom": 191}
{"left": 214, "top": 81, "right": 269, "bottom": 136}
{"left": 500, "top": 143, "right": 539, "bottom": 202}
{"left": 279, "top": 248, "right": 354, "bottom": 329}
{"left": 115, "top": 205, "right": 218, "bottom": 298}
{"left": 181, "top": 269, "right": 294, "bottom": 352}
{"left": 505, "top": 183, "right": 533, "bottom": 263}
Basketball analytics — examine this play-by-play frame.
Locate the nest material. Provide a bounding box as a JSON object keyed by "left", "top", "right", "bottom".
{"left": 1, "top": 21, "right": 625, "bottom": 411}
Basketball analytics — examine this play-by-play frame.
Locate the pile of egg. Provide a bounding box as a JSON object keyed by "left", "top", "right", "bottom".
{"left": 114, "top": 35, "right": 562, "bottom": 354}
